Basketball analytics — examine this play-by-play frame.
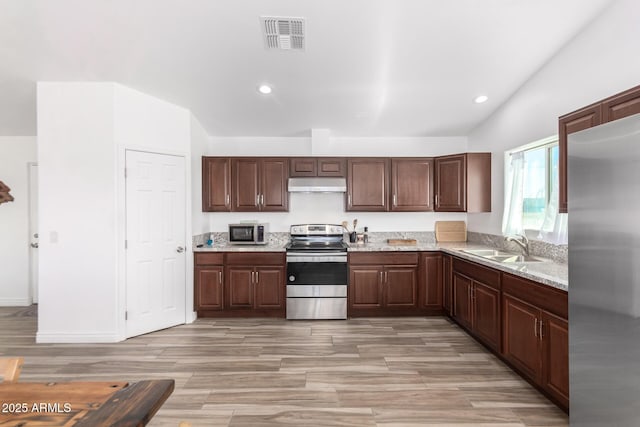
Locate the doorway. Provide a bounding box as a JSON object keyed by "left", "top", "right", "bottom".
{"left": 28, "top": 162, "right": 38, "bottom": 304}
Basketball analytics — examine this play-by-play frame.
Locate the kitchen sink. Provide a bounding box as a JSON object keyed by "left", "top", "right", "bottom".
{"left": 461, "top": 249, "right": 513, "bottom": 257}
{"left": 460, "top": 249, "right": 543, "bottom": 263}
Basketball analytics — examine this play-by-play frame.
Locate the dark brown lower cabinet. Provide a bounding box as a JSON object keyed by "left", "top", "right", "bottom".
{"left": 452, "top": 258, "right": 501, "bottom": 352}
{"left": 194, "top": 253, "right": 225, "bottom": 316}
{"left": 349, "top": 252, "right": 419, "bottom": 316}
{"left": 419, "top": 253, "right": 443, "bottom": 313}
{"left": 502, "top": 273, "right": 568, "bottom": 410}
{"left": 195, "top": 252, "right": 285, "bottom": 317}
{"left": 442, "top": 255, "right": 452, "bottom": 315}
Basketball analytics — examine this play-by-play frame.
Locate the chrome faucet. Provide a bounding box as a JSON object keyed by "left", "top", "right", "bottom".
{"left": 505, "top": 234, "right": 530, "bottom": 256}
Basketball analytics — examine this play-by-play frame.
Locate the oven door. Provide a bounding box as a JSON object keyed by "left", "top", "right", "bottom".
{"left": 286, "top": 254, "right": 347, "bottom": 285}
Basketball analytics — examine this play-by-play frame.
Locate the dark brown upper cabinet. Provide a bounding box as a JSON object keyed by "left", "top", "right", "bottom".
{"left": 232, "top": 158, "right": 289, "bottom": 212}
{"left": 290, "top": 157, "right": 346, "bottom": 177}
{"left": 559, "top": 84, "right": 640, "bottom": 213}
{"left": 434, "top": 153, "right": 491, "bottom": 212}
{"left": 202, "top": 157, "right": 232, "bottom": 212}
{"left": 391, "top": 158, "right": 434, "bottom": 212}
{"left": 346, "top": 158, "right": 390, "bottom": 212}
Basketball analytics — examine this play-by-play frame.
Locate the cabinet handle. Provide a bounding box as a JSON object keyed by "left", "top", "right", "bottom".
{"left": 251, "top": 271, "right": 255, "bottom": 284}
{"left": 260, "top": 194, "right": 264, "bottom": 206}
{"left": 348, "top": 194, "right": 352, "bottom": 206}
{"left": 256, "top": 271, "right": 259, "bottom": 284}
{"left": 435, "top": 194, "right": 439, "bottom": 206}
{"left": 379, "top": 271, "right": 383, "bottom": 283}
{"left": 256, "top": 195, "right": 259, "bottom": 206}
{"left": 219, "top": 271, "right": 222, "bottom": 283}
{"left": 534, "top": 318, "right": 538, "bottom": 338}
{"left": 539, "top": 319, "right": 544, "bottom": 340}
{"left": 385, "top": 271, "right": 388, "bottom": 283}
{"left": 393, "top": 194, "right": 397, "bottom": 206}
{"left": 226, "top": 194, "right": 230, "bottom": 205}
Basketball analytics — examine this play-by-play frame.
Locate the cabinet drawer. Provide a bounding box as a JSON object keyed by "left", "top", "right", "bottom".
{"left": 349, "top": 252, "right": 418, "bottom": 266}
{"left": 195, "top": 252, "right": 224, "bottom": 265}
{"left": 452, "top": 257, "right": 500, "bottom": 289}
{"left": 225, "top": 252, "right": 285, "bottom": 266}
{"left": 502, "top": 273, "right": 567, "bottom": 319}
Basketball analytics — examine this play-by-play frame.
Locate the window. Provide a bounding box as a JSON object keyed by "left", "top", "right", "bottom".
{"left": 503, "top": 136, "right": 566, "bottom": 243}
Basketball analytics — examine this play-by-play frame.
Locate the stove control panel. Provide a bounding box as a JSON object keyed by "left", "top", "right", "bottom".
{"left": 290, "top": 224, "right": 344, "bottom": 236}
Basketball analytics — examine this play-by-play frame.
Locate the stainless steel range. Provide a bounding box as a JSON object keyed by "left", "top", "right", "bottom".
{"left": 285, "top": 224, "right": 348, "bottom": 320}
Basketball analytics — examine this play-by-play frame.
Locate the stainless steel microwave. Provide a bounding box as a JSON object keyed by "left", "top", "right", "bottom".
{"left": 228, "top": 223, "right": 269, "bottom": 245}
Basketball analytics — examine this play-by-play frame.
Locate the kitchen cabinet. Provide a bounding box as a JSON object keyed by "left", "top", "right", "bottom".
{"left": 202, "top": 157, "right": 231, "bottom": 212}
{"left": 348, "top": 252, "right": 419, "bottom": 316}
{"left": 502, "top": 273, "right": 568, "bottom": 409}
{"left": 391, "top": 158, "right": 434, "bottom": 211}
{"left": 419, "top": 252, "right": 443, "bottom": 312}
{"left": 225, "top": 252, "right": 285, "bottom": 315}
{"left": 290, "top": 157, "right": 346, "bottom": 177}
{"left": 442, "top": 254, "right": 452, "bottom": 315}
{"left": 452, "top": 257, "right": 501, "bottom": 352}
{"left": 194, "top": 253, "right": 224, "bottom": 315}
{"left": 559, "top": 84, "right": 640, "bottom": 213}
{"left": 232, "top": 158, "right": 289, "bottom": 212}
{"left": 346, "top": 158, "right": 389, "bottom": 211}
{"left": 434, "top": 153, "right": 491, "bottom": 212}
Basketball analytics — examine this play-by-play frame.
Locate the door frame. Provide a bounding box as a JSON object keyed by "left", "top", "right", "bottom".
{"left": 27, "top": 161, "right": 38, "bottom": 304}
{"left": 116, "top": 146, "right": 194, "bottom": 341}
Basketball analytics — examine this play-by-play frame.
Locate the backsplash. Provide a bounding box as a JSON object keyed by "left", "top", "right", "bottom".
{"left": 364, "top": 231, "right": 436, "bottom": 244}
{"left": 192, "top": 232, "right": 290, "bottom": 247}
{"left": 467, "top": 232, "right": 568, "bottom": 263}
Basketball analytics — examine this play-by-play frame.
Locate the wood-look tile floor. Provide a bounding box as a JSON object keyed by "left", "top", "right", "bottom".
{"left": 0, "top": 306, "right": 568, "bottom": 426}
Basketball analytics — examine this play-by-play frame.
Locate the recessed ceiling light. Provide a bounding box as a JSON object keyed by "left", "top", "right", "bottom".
{"left": 474, "top": 95, "right": 489, "bottom": 104}
{"left": 258, "top": 84, "right": 272, "bottom": 95}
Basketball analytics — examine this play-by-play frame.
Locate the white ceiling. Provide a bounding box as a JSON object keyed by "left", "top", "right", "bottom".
{"left": 0, "top": 0, "right": 614, "bottom": 137}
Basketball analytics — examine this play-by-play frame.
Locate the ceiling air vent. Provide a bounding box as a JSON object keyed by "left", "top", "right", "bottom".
{"left": 260, "top": 16, "right": 305, "bottom": 51}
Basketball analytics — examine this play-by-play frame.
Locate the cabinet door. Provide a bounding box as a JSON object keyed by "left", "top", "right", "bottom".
{"left": 558, "top": 104, "right": 602, "bottom": 213}
{"left": 195, "top": 266, "right": 224, "bottom": 310}
{"left": 391, "top": 158, "right": 434, "bottom": 211}
{"left": 202, "top": 158, "right": 231, "bottom": 212}
{"left": 385, "top": 266, "right": 417, "bottom": 308}
{"left": 318, "top": 158, "right": 346, "bottom": 177}
{"left": 420, "top": 253, "right": 442, "bottom": 309}
{"left": 349, "top": 266, "right": 383, "bottom": 308}
{"left": 435, "top": 154, "right": 466, "bottom": 212}
{"left": 290, "top": 158, "right": 317, "bottom": 177}
{"left": 453, "top": 273, "right": 472, "bottom": 330}
{"left": 254, "top": 267, "right": 284, "bottom": 309}
{"left": 473, "top": 282, "right": 501, "bottom": 351}
{"left": 503, "top": 295, "right": 541, "bottom": 382}
{"left": 442, "top": 255, "right": 452, "bottom": 315}
{"left": 260, "top": 158, "right": 289, "bottom": 212}
{"left": 226, "top": 267, "right": 254, "bottom": 308}
{"left": 347, "top": 158, "right": 389, "bottom": 211}
{"left": 542, "top": 311, "right": 569, "bottom": 407}
{"left": 232, "top": 159, "right": 260, "bottom": 211}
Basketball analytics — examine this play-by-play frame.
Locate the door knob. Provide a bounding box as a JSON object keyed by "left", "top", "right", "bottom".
{"left": 30, "top": 242, "right": 39, "bottom": 248}
{"left": 176, "top": 246, "right": 185, "bottom": 253}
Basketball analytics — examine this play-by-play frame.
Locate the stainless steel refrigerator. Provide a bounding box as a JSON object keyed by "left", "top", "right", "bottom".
{"left": 569, "top": 113, "right": 640, "bottom": 425}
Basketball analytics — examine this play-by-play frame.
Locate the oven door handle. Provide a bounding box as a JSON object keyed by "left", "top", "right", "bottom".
{"left": 286, "top": 254, "right": 347, "bottom": 263}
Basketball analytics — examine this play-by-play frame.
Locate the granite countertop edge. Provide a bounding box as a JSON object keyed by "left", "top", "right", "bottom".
{"left": 194, "top": 241, "right": 567, "bottom": 292}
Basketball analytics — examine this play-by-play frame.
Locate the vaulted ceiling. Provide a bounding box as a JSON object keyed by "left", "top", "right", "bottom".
{"left": 0, "top": 0, "right": 614, "bottom": 137}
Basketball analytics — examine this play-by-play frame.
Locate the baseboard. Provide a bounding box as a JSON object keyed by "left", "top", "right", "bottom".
{"left": 36, "top": 331, "right": 122, "bottom": 343}
{"left": 0, "top": 297, "right": 32, "bottom": 306}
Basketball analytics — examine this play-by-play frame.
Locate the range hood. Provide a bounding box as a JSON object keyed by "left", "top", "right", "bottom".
{"left": 288, "top": 177, "right": 347, "bottom": 193}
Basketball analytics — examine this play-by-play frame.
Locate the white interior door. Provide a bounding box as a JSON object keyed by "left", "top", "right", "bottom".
{"left": 28, "top": 163, "right": 39, "bottom": 304}
{"left": 125, "top": 150, "right": 186, "bottom": 338}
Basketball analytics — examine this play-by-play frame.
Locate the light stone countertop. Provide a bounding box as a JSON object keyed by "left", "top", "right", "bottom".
{"left": 194, "top": 240, "right": 568, "bottom": 292}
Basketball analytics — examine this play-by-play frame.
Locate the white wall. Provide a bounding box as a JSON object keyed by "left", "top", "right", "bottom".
{"left": 0, "top": 137, "right": 37, "bottom": 306}
{"left": 467, "top": 0, "right": 640, "bottom": 235}
{"left": 190, "top": 116, "right": 211, "bottom": 235}
{"left": 207, "top": 136, "right": 469, "bottom": 232}
{"left": 37, "top": 82, "right": 118, "bottom": 342}
{"left": 37, "top": 82, "right": 196, "bottom": 342}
